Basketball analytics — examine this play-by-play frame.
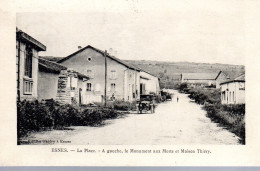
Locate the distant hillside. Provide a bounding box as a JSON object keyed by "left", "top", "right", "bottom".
{"left": 124, "top": 60, "right": 245, "bottom": 88}
{"left": 39, "top": 56, "right": 245, "bottom": 88}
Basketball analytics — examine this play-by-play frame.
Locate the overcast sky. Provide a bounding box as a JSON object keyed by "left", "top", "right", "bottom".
{"left": 16, "top": 0, "right": 246, "bottom": 65}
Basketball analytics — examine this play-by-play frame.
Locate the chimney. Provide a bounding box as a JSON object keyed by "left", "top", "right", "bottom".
{"left": 78, "top": 46, "right": 82, "bottom": 50}
{"left": 109, "top": 48, "right": 113, "bottom": 55}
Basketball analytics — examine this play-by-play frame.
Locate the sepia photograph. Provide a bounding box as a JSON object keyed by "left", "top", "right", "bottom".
{"left": 16, "top": 9, "right": 245, "bottom": 146}
{"left": 4, "top": 0, "right": 260, "bottom": 167}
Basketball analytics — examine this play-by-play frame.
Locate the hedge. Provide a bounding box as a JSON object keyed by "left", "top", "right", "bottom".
{"left": 17, "top": 100, "right": 122, "bottom": 139}
{"left": 204, "top": 104, "right": 245, "bottom": 144}
{"left": 178, "top": 84, "right": 245, "bottom": 144}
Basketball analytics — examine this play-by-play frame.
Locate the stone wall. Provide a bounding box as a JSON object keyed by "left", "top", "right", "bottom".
{"left": 56, "top": 70, "right": 80, "bottom": 105}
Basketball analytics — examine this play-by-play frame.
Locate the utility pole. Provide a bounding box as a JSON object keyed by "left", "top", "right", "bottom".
{"left": 104, "top": 50, "right": 108, "bottom": 107}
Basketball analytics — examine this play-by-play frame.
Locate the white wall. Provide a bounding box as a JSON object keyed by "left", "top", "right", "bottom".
{"left": 38, "top": 71, "right": 58, "bottom": 100}
{"left": 140, "top": 71, "right": 160, "bottom": 95}
{"left": 17, "top": 41, "right": 39, "bottom": 101}
{"left": 220, "top": 81, "right": 245, "bottom": 104}
{"left": 60, "top": 48, "right": 140, "bottom": 103}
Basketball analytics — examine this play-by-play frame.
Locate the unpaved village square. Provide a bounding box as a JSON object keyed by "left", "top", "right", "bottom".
{"left": 21, "top": 90, "right": 239, "bottom": 145}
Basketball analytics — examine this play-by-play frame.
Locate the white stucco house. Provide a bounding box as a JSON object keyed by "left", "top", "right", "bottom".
{"left": 56, "top": 45, "right": 141, "bottom": 103}
{"left": 140, "top": 71, "right": 160, "bottom": 96}
{"left": 220, "top": 73, "right": 245, "bottom": 104}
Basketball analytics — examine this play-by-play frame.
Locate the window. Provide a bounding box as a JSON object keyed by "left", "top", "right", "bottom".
{"left": 222, "top": 91, "right": 226, "bottom": 101}
{"left": 110, "top": 70, "right": 117, "bottom": 79}
{"left": 23, "top": 79, "right": 33, "bottom": 94}
{"left": 87, "top": 83, "right": 92, "bottom": 91}
{"left": 111, "top": 83, "right": 116, "bottom": 92}
{"left": 24, "top": 46, "right": 33, "bottom": 78}
{"left": 233, "top": 91, "right": 235, "bottom": 102}
{"left": 227, "top": 91, "right": 228, "bottom": 102}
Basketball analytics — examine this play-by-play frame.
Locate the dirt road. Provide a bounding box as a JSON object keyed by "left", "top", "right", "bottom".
{"left": 22, "top": 90, "right": 240, "bottom": 145}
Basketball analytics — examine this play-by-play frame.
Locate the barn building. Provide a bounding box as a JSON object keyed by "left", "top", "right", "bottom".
{"left": 181, "top": 71, "right": 229, "bottom": 88}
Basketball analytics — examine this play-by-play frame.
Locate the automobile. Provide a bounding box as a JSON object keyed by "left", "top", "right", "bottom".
{"left": 136, "top": 94, "right": 156, "bottom": 114}
{"left": 166, "top": 93, "right": 172, "bottom": 101}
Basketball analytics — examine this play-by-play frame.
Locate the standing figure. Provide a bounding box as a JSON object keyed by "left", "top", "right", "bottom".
{"left": 177, "top": 96, "right": 179, "bottom": 103}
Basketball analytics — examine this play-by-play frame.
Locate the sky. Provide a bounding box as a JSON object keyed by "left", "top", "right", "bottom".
{"left": 16, "top": 0, "right": 246, "bottom": 65}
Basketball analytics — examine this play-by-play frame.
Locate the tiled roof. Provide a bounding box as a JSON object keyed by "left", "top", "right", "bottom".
{"left": 57, "top": 45, "right": 141, "bottom": 71}
{"left": 39, "top": 58, "right": 89, "bottom": 79}
{"left": 182, "top": 72, "right": 219, "bottom": 80}
{"left": 39, "top": 56, "right": 64, "bottom": 62}
{"left": 220, "top": 73, "right": 245, "bottom": 85}
{"left": 124, "top": 61, "right": 159, "bottom": 79}
{"left": 39, "top": 58, "right": 67, "bottom": 73}
{"left": 234, "top": 73, "right": 245, "bottom": 81}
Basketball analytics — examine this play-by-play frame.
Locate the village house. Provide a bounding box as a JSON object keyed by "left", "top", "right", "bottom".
{"left": 181, "top": 71, "right": 229, "bottom": 88}
{"left": 140, "top": 70, "right": 160, "bottom": 96}
{"left": 38, "top": 58, "right": 89, "bottom": 105}
{"left": 220, "top": 73, "right": 245, "bottom": 105}
{"left": 16, "top": 28, "right": 46, "bottom": 101}
{"left": 57, "top": 45, "right": 141, "bottom": 104}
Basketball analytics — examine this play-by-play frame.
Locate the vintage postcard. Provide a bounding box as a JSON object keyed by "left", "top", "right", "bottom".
{"left": 0, "top": 0, "right": 259, "bottom": 166}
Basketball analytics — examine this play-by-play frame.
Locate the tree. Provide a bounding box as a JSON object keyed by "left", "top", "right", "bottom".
{"left": 159, "top": 72, "right": 165, "bottom": 79}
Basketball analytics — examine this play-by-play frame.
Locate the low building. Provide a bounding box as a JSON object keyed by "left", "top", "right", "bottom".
{"left": 16, "top": 28, "right": 46, "bottom": 101}
{"left": 38, "top": 58, "right": 89, "bottom": 105}
{"left": 57, "top": 45, "right": 141, "bottom": 104}
{"left": 181, "top": 71, "right": 229, "bottom": 88}
{"left": 140, "top": 71, "right": 160, "bottom": 96}
{"left": 220, "top": 73, "right": 245, "bottom": 104}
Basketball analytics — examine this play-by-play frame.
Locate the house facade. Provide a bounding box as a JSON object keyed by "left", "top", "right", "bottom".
{"left": 38, "top": 58, "right": 89, "bottom": 105}
{"left": 57, "top": 45, "right": 141, "bottom": 104}
{"left": 140, "top": 71, "right": 160, "bottom": 96}
{"left": 220, "top": 74, "right": 245, "bottom": 104}
{"left": 16, "top": 28, "right": 46, "bottom": 101}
